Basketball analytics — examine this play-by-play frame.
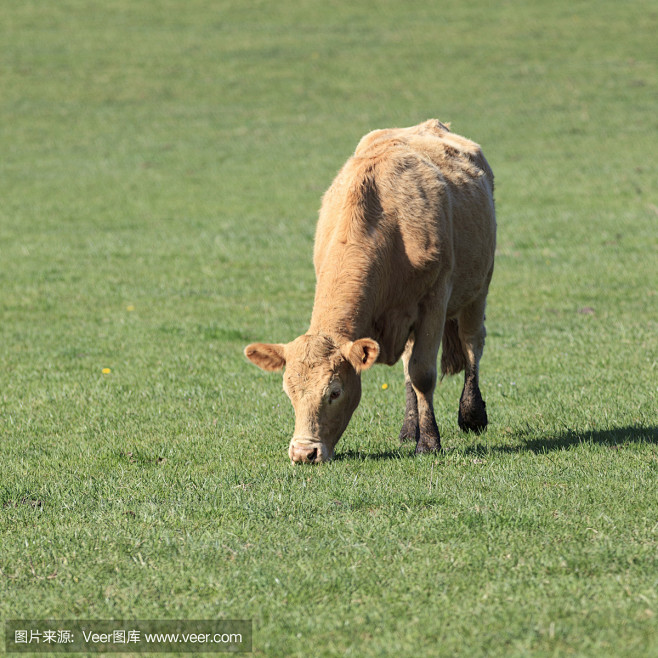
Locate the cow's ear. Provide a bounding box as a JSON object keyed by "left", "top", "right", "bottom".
{"left": 342, "top": 338, "right": 380, "bottom": 373}
{"left": 244, "top": 343, "right": 286, "bottom": 371}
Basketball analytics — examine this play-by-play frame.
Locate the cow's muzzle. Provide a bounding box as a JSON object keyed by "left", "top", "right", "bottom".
{"left": 289, "top": 439, "right": 331, "bottom": 464}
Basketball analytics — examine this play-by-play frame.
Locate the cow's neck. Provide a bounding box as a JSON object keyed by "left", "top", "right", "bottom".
{"left": 308, "top": 262, "right": 375, "bottom": 344}
{"left": 308, "top": 250, "right": 416, "bottom": 367}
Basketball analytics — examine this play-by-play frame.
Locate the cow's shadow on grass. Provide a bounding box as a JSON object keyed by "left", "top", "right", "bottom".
{"left": 334, "top": 448, "right": 409, "bottom": 462}
{"left": 467, "top": 425, "right": 658, "bottom": 456}
{"left": 335, "top": 425, "right": 657, "bottom": 461}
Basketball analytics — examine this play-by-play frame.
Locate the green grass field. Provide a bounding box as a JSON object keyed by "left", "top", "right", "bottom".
{"left": 1, "top": 1, "right": 657, "bottom": 655}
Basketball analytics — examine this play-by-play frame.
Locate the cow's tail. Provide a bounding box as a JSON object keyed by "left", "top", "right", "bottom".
{"left": 440, "top": 318, "right": 467, "bottom": 378}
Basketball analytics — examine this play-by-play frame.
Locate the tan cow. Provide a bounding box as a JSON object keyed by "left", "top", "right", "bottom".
{"left": 245, "top": 119, "right": 496, "bottom": 463}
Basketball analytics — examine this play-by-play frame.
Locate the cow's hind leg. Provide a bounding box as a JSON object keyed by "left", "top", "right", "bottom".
{"left": 457, "top": 295, "right": 488, "bottom": 433}
{"left": 408, "top": 300, "right": 446, "bottom": 454}
{"left": 399, "top": 339, "right": 419, "bottom": 444}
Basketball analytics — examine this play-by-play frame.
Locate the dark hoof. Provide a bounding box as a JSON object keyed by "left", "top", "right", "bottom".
{"left": 415, "top": 439, "right": 441, "bottom": 454}
{"left": 399, "top": 421, "right": 419, "bottom": 444}
{"left": 458, "top": 402, "right": 488, "bottom": 433}
{"left": 459, "top": 382, "right": 488, "bottom": 433}
{"left": 415, "top": 413, "right": 441, "bottom": 453}
{"left": 415, "top": 426, "right": 441, "bottom": 454}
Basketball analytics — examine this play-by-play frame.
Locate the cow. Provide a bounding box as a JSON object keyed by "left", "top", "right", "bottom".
{"left": 245, "top": 119, "right": 496, "bottom": 463}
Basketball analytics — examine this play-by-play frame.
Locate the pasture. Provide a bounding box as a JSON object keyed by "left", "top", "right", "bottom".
{"left": 1, "top": 0, "right": 656, "bottom": 655}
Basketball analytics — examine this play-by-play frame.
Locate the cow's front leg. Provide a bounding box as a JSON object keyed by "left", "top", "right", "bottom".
{"left": 408, "top": 305, "right": 445, "bottom": 454}
{"left": 399, "top": 339, "right": 419, "bottom": 444}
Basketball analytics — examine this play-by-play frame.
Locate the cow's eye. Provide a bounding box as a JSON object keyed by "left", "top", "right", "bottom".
{"left": 329, "top": 388, "right": 341, "bottom": 403}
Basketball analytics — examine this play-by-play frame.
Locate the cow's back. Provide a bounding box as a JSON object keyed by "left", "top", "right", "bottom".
{"left": 351, "top": 119, "right": 496, "bottom": 315}
{"left": 311, "top": 120, "right": 496, "bottom": 363}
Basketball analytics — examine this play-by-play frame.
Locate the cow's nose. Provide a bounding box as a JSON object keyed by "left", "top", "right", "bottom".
{"left": 290, "top": 444, "right": 319, "bottom": 463}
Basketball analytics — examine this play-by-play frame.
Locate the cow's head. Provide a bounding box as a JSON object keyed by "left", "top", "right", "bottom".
{"left": 244, "top": 334, "right": 379, "bottom": 463}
